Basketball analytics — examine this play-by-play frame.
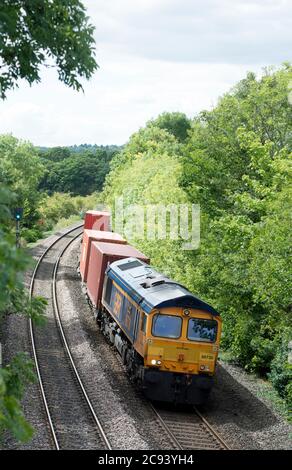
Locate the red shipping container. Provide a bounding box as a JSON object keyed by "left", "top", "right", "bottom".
{"left": 86, "top": 241, "right": 150, "bottom": 309}
{"left": 80, "top": 229, "right": 127, "bottom": 282}
{"left": 84, "top": 210, "right": 110, "bottom": 231}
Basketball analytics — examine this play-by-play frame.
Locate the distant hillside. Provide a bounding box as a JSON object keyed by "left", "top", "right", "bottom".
{"left": 38, "top": 144, "right": 123, "bottom": 153}
{"left": 38, "top": 144, "right": 122, "bottom": 196}
{"left": 68, "top": 144, "right": 123, "bottom": 153}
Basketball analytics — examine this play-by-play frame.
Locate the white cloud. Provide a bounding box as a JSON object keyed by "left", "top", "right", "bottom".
{"left": 0, "top": 0, "right": 290, "bottom": 146}
{"left": 89, "top": 0, "right": 292, "bottom": 63}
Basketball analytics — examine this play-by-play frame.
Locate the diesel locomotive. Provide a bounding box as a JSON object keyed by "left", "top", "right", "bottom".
{"left": 81, "top": 212, "right": 222, "bottom": 405}
{"left": 99, "top": 258, "right": 221, "bottom": 405}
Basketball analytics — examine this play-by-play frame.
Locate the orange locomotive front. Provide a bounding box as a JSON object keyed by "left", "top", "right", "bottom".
{"left": 98, "top": 257, "right": 222, "bottom": 405}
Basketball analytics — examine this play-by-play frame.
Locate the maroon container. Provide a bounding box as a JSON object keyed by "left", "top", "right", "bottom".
{"left": 80, "top": 229, "right": 127, "bottom": 282}
{"left": 84, "top": 210, "right": 110, "bottom": 231}
{"left": 86, "top": 241, "right": 150, "bottom": 309}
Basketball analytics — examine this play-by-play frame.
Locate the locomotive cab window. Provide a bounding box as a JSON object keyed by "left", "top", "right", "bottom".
{"left": 187, "top": 318, "right": 217, "bottom": 343}
{"left": 152, "top": 314, "right": 182, "bottom": 339}
{"left": 104, "top": 277, "right": 113, "bottom": 305}
{"left": 141, "top": 313, "right": 147, "bottom": 333}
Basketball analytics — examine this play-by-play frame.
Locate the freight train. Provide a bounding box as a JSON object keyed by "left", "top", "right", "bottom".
{"left": 79, "top": 211, "right": 222, "bottom": 405}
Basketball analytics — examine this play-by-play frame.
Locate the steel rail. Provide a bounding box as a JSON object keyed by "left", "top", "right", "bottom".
{"left": 29, "top": 224, "right": 83, "bottom": 449}
{"left": 52, "top": 232, "right": 112, "bottom": 450}
{"left": 193, "top": 406, "right": 230, "bottom": 450}
{"left": 149, "top": 403, "right": 183, "bottom": 450}
{"left": 29, "top": 223, "right": 111, "bottom": 450}
{"left": 28, "top": 223, "right": 228, "bottom": 451}
{"left": 151, "top": 403, "right": 231, "bottom": 450}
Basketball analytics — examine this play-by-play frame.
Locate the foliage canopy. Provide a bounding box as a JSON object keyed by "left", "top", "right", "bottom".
{"left": 103, "top": 66, "right": 292, "bottom": 410}
{"left": 0, "top": 0, "right": 97, "bottom": 98}
{"left": 0, "top": 0, "right": 99, "bottom": 443}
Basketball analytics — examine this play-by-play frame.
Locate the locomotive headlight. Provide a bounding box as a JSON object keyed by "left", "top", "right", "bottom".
{"left": 200, "top": 365, "right": 205, "bottom": 370}
{"left": 183, "top": 309, "right": 190, "bottom": 316}
{"left": 151, "top": 359, "right": 162, "bottom": 366}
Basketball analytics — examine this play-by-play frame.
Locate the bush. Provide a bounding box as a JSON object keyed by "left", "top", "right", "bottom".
{"left": 249, "top": 337, "right": 276, "bottom": 374}
{"left": 18, "top": 192, "right": 101, "bottom": 245}
{"left": 38, "top": 192, "right": 100, "bottom": 228}
{"left": 269, "top": 330, "right": 292, "bottom": 406}
{"left": 21, "top": 227, "right": 42, "bottom": 243}
{"left": 39, "top": 193, "right": 77, "bottom": 224}
{"left": 285, "top": 382, "right": 292, "bottom": 413}
{"left": 229, "top": 316, "right": 258, "bottom": 367}
{"left": 0, "top": 353, "right": 36, "bottom": 442}
{"left": 54, "top": 214, "right": 83, "bottom": 231}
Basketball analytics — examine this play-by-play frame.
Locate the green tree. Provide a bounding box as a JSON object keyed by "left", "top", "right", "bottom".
{"left": 39, "top": 147, "right": 71, "bottom": 162}
{"left": 148, "top": 112, "right": 191, "bottom": 143}
{"left": 180, "top": 64, "right": 292, "bottom": 386}
{"left": 0, "top": 134, "right": 45, "bottom": 227}
{"left": 38, "top": 191, "right": 98, "bottom": 226}
{"left": 0, "top": 0, "right": 98, "bottom": 442}
{"left": 104, "top": 125, "right": 190, "bottom": 283}
{"left": 181, "top": 64, "right": 292, "bottom": 217}
{"left": 0, "top": 0, "right": 97, "bottom": 99}
{"left": 39, "top": 148, "right": 114, "bottom": 196}
{"left": 103, "top": 64, "right": 292, "bottom": 411}
{"left": 0, "top": 185, "right": 46, "bottom": 442}
{"left": 249, "top": 187, "right": 292, "bottom": 312}
{"left": 0, "top": 353, "right": 36, "bottom": 442}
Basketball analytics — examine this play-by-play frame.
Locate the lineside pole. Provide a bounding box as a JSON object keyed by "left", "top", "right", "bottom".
{"left": 16, "top": 218, "right": 20, "bottom": 248}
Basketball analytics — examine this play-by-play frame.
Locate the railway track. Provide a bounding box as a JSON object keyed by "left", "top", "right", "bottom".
{"left": 151, "top": 404, "right": 230, "bottom": 450}
{"left": 101, "top": 304, "right": 231, "bottom": 451}
{"left": 29, "top": 223, "right": 230, "bottom": 451}
{"left": 29, "top": 224, "right": 112, "bottom": 450}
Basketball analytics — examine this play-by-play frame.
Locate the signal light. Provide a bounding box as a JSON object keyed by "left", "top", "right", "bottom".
{"left": 14, "top": 207, "right": 23, "bottom": 221}
{"left": 13, "top": 207, "right": 23, "bottom": 248}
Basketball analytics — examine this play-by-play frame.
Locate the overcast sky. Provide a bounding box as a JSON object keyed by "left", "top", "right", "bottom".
{"left": 0, "top": 0, "right": 291, "bottom": 146}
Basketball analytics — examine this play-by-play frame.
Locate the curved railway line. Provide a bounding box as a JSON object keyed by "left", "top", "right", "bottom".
{"left": 29, "top": 224, "right": 112, "bottom": 450}
{"left": 28, "top": 223, "right": 230, "bottom": 451}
